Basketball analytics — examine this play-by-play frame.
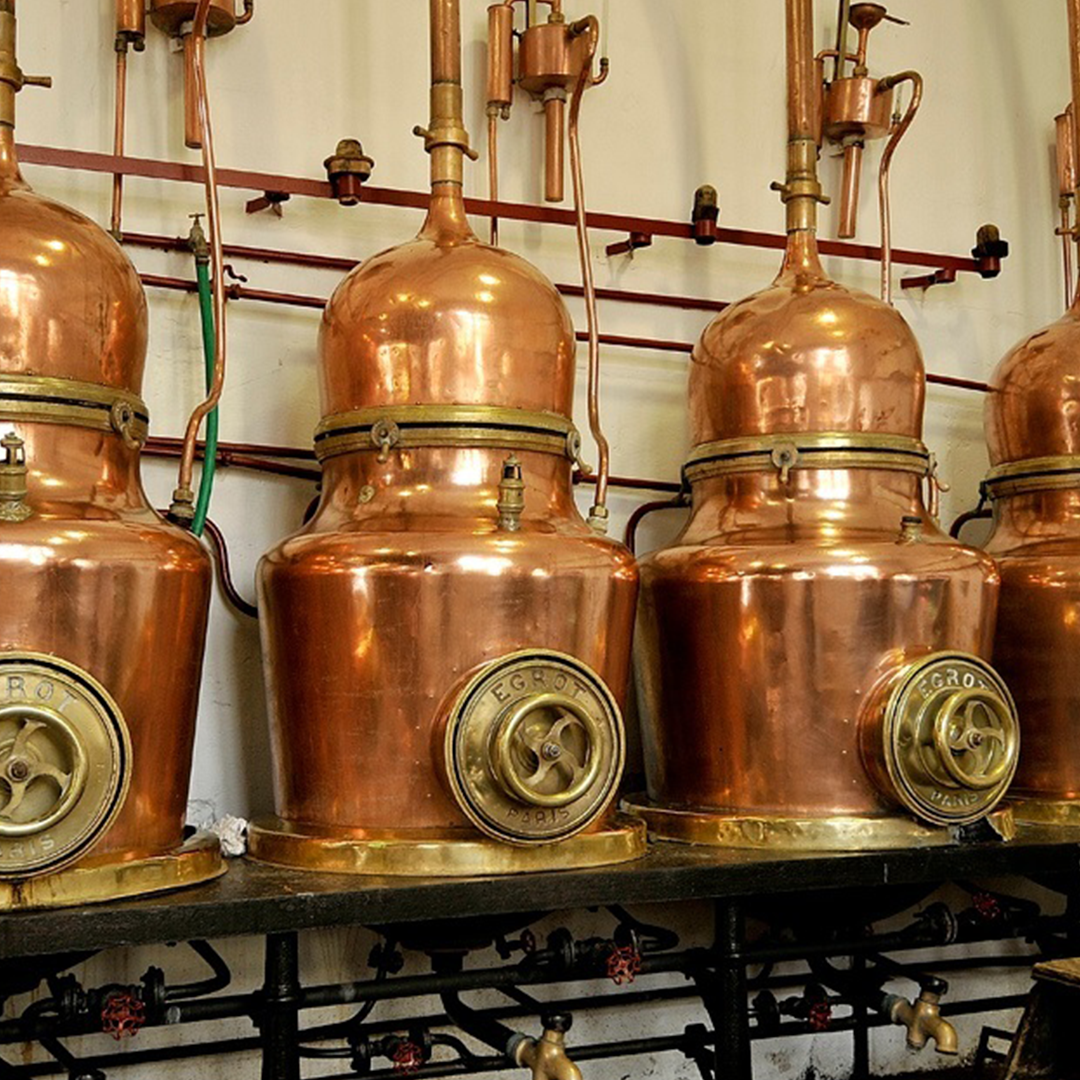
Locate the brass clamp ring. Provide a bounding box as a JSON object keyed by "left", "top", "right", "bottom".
{"left": 0, "top": 376, "right": 149, "bottom": 447}
{"left": 684, "top": 432, "right": 932, "bottom": 485}
{"left": 492, "top": 693, "right": 603, "bottom": 809}
{"left": 982, "top": 455, "right": 1080, "bottom": 500}
{"left": 315, "top": 406, "right": 581, "bottom": 464}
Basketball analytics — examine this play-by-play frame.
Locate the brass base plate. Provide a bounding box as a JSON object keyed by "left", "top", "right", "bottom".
{"left": 0, "top": 831, "right": 225, "bottom": 911}
{"left": 1011, "top": 798, "right": 1080, "bottom": 827}
{"left": 622, "top": 798, "right": 1016, "bottom": 852}
{"left": 247, "top": 815, "right": 647, "bottom": 877}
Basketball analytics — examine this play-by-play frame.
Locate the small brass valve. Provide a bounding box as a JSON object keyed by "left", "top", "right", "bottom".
{"left": 497, "top": 454, "right": 526, "bottom": 531}
{"left": 884, "top": 985, "right": 959, "bottom": 1055}
{"left": 0, "top": 433, "right": 32, "bottom": 522}
{"left": 324, "top": 139, "right": 375, "bottom": 207}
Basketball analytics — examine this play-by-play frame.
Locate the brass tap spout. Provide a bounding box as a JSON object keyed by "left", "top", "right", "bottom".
{"left": 884, "top": 988, "right": 959, "bottom": 1055}
{"left": 513, "top": 1015, "right": 583, "bottom": 1080}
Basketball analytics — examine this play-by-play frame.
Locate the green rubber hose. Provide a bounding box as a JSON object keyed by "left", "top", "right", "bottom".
{"left": 191, "top": 252, "right": 218, "bottom": 538}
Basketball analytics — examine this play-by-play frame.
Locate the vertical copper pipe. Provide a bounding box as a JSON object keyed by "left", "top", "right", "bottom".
{"left": 110, "top": 46, "right": 128, "bottom": 237}
{"left": 487, "top": 3, "right": 514, "bottom": 106}
{"left": 1062, "top": 202, "right": 1074, "bottom": 310}
{"left": 787, "top": 0, "right": 817, "bottom": 144}
{"left": 116, "top": 0, "right": 145, "bottom": 39}
{"left": 171, "top": 0, "right": 226, "bottom": 522}
{"left": 488, "top": 109, "right": 500, "bottom": 245}
{"left": 877, "top": 72, "right": 923, "bottom": 304}
{"left": 837, "top": 141, "right": 862, "bottom": 238}
{"left": 568, "top": 17, "right": 608, "bottom": 526}
{"left": 544, "top": 93, "right": 565, "bottom": 202}
{"left": 1067, "top": 0, "right": 1080, "bottom": 309}
{"left": 1057, "top": 109, "right": 1076, "bottom": 310}
{"left": 182, "top": 33, "right": 202, "bottom": 150}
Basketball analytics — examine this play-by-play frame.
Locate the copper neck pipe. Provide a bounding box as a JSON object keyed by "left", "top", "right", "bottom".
{"left": 170, "top": 0, "right": 226, "bottom": 523}
{"left": 0, "top": 2, "right": 17, "bottom": 135}
{"left": 781, "top": 0, "right": 826, "bottom": 259}
{"left": 422, "top": 0, "right": 474, "bottom": 241}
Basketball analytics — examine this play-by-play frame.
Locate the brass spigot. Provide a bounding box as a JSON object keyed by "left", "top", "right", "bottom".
{"left": 497, "top": 454, "right": 526, "bottom": 532}
{"left": 324, "top": 139, "right": 375, "bottom": 207}
{"left": 0, "top": 432, "right": 31, "bottom": 522}
{"left": 512, "top": 1014, "right": 583, "bottom": 1080}
{"left": 884, "top": 987, "right": 959, "bottom": 1055}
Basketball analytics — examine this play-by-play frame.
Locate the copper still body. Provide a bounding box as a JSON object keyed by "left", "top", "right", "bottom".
{"left": 0, "top": 1, "right": 221, "bottom": 906}
{"left": 249, "top": 0, "right": 643, "bottom": 876}
{"left": 628, "top": 0, "right": 1018, "bottom": 851}
{"left": 980, "top": 0, "right": 1080, "bottom": 828}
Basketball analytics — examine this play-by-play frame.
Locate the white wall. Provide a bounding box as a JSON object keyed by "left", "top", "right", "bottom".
{"left": 6, "top": 1, "right": 1076, "bottom": 1077}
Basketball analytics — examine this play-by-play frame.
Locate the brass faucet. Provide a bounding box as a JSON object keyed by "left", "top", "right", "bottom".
{"left": 884, "top": 987, "right": 959, "bottom": 1055}
{"left": 513, "top": 1014, "right": 583, "bottom": 1080}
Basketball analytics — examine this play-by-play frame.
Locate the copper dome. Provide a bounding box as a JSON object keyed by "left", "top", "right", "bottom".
{"left": 319, "top": 228, "right": 576, "bottom": 420}
{"left": 985, "top": 311, "right": 1080, "bottom": 467}
{"left": 0, "top": 176, "right": 148, "bottom": 394}
{"left": 689, "top": 260, "right": 925, "bottom": 445}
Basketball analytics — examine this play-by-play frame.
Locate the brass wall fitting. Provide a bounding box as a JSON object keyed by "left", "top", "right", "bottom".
{"left": 884, "top": 988, "right": 959, "bottom": 1055}
{"left": 692, "top": 185, "right": 720, "bottom": 245}
{"left": 860, "top": 652, "right": 1019, "bottom": 828}
{"left": 324, "top": 139, "right": 375, "bottom": 206}
{"left": 0, "top": 654, "right": 131, "bottom": 879}
{"left": 437, "top": 650, "right": 625, "bottom": 846}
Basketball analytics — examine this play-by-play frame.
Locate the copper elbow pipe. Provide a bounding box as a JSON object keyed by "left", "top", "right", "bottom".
{"left": 171, "top": 0, "right": 227, "bottom": 524}
{"left": 877, "top": 71, "right": 923, "bottom": 304}
{"left": 837, "top": 141, "right": 862, "bottom": 239}
{"left": 235, "top": 0, "right": 254, "bottom": 25}
{"left": 567, "top": 16, "right": 609, "bottom": 527}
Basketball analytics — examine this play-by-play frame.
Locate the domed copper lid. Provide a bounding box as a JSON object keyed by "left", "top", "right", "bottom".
{"left": 690, "top": 241, "right": 925, "bottom": 445}
{"left": 985, "top": 305, "right": 1080, "bottom": 468}
{"left": 0, "top": 2, "right": 147, "bottom": 396}
{"left": 320, "top": 222, "right": 575, "bottom": 420}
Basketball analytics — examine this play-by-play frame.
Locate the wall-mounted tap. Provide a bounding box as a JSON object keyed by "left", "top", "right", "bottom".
{"left": 511, "top": 1014, "right": 583, "bottom": 1080}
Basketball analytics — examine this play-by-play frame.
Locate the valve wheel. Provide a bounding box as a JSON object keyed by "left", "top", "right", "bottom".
{"left": 493, "top": 694, "right": 602, "bottom": 809}
{"left": 0, "top": 715, "right": 87, "bottom": 833}
{"left": 930, "top": 689, "right": 1014, "bottom": 790}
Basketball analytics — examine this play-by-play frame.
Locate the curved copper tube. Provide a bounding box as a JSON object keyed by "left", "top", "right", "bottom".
{"left": 170, "top": 0, "right": 226, "bottom": 524}
{"left": 202, "top": 518, "right": 258, "bottom": 619}
{"left": 235, "top": 0, "right": 254, "bottom": 25}
{"left": 949, "top": 504, "right": 991, "bottom": 540}
{"left": 877, "top": 71, "right": 923, "bottom": 304}
{"left": 567, "top": 16, "right": 609, "bottom": 527}
{"left": 624, "top": 494, "right": 688, "bottom": 555}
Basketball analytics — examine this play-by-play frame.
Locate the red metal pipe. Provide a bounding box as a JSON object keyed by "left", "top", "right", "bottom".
{"left": 18, "top": 142, "right": 989, "bottom": 275}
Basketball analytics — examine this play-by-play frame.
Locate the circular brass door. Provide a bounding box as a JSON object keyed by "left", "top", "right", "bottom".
{"left": 441, "top": 650, "right": 625, "bottom": 845}
{"left": 0, "top": 654, "right": 130, "bottom": 877}
{"left": 864, "top": 652, "right": 1019, "bottom": 827}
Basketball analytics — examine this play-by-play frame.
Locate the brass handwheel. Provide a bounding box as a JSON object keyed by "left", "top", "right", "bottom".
{"left": 931, "top": 689, "right": 1017, "bottom": 791}
{"left": 493, "top": 694, "right": 602, "bottom": 809}
{"left": 0, "top": 711, "right": 88, "bottom": 836}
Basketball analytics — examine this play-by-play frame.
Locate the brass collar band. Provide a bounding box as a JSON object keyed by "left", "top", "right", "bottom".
{"left": 0, "top": 375, "right": 149, "bottom": 449}
{"left": 684, "top": 432, "right": 932, "bottom": 485}
{"left": 982, "top": 455, "right": 1080, "bottom": 500}
{"left": 315, "top": 405, "right": 583, "bottom": 465}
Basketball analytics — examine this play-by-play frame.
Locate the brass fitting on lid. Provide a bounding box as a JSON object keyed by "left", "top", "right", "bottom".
{"left": 497, "top": 454, "right": 526, "bottom": 532}
{"left": 0, "top": 433, "right": 30, "bottom": 522}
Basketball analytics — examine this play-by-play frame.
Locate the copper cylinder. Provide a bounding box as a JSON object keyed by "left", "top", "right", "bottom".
{"left": 182, "top": 32, "right": 201, "bottom": 150}
{"left": 544, "top": 92, "right": 566, "bottom": 203}
{"left": 487, "top": 3, "right": 514, "bottom": 108}
{"left": 632, "top": 0, "right": 1011, "bottom": 846}
{"left": 148, "top": 0, "right": 236, "bottom": 37}
{"left": 0, "top": 3, "right": 215, "bottom": 898}
{"left": 254, "top": 0, "right": 640, "bottom": 873}
{"left": 824, "top": 77, "right": 894, "bottom": 142}
{"left": 116, "top": 0, "right": 145, "bottom": 44}
{"left": 838, "top": 140, "right": 863, "bottom": 238}
{"left": 1057, "top": 106, "right": 1076, "bottom": 199}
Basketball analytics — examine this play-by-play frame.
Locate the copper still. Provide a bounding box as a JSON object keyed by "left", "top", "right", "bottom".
{"left": 627, "top": 0, "right": 1019, "bottom": 851}
{"left": 979, "top": 0, "right": 1080, "bottom": 828}
{"left": 0, "top": 0, "right": 222, "bottom": 906}
{"left": 248, "top": 0, "right": 644, "bottom": 875}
